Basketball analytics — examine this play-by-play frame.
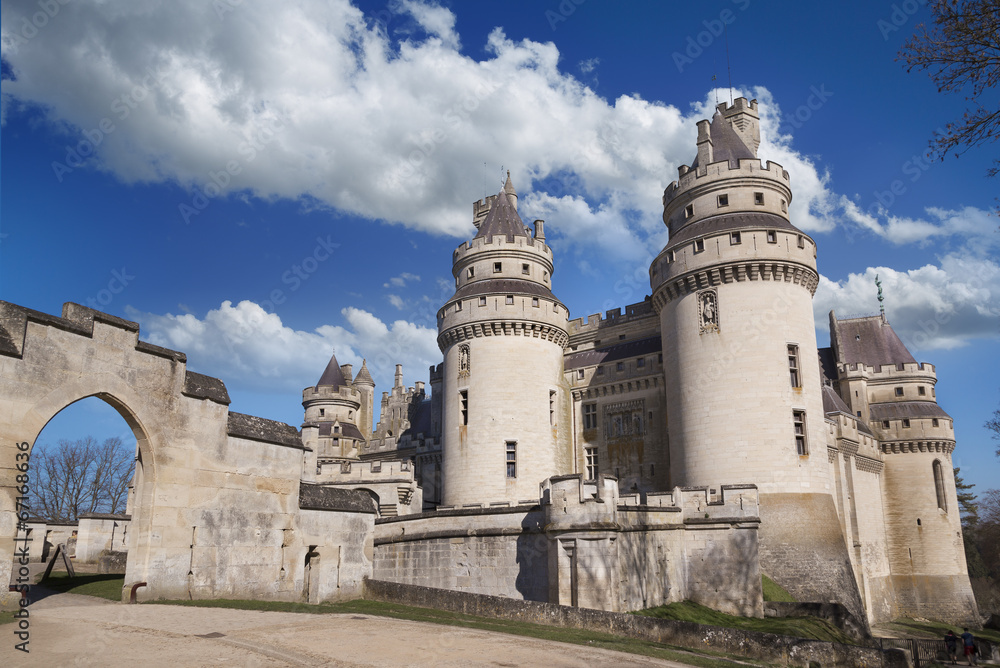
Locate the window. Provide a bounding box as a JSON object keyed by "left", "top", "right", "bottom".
{"left": 754, "top": 192, "right": 764, "bottom": 205}
{"left": 532, "top": 297, "right": 539, "bottom": 307}
{"left": 637, "top": 358, "right": 645, "bottom": 368}
{"left": 933, "top": 460, "right": 947, "bottom": 511}
{"left": 506, "top": 295, "right": 514, "bottom": 305}
{"left": 793, "top": 410, "right": 807, "bottom": 455}
{"left": 319, "top": 409, "right": 325, "bottom": 417}
{"left": 468, "top": 267, "right": 475, "bottom": 279}
{"left": 577, "top": 369, "right": 585, "bottom": 379}
{"left": 787, "top": 344, "right": 800, "bottom": 388}
{"left": 596, "top": 366, "right": 604, "bottom": 375}
{"left": 780, "top": 199, "right": 787, "bottom": 212}
{"left": 766, "top": 230, "right": 777, "bottom": 243}
{"left": 479, "top": 296, "right": 487, "bottom": 306}
{"left": 918, "top": 386, "right": 926, "bottom": 396}
{"left": 585, "top": 447, "right": 599, "bottom": 480}
{"left": 616, "top": 362, "right": 624, "bottom": 372}
{"left": 730, "top": 231, "right": 741, "bottom": 245}
{"left": 506, "top": 441, "right": 517, "bottom": 478}
{"left": 667, "top": 250, "right": 675, "bottom": 263}
{"left": 932, "top": 418, "right": 940, "bottom": 427}
{"left": 694, "top": 239, "right": 705, "bottom": 253}
{"left": 543, "top": 271, "right": 549, "bottom": 282}
{"left": 684, "top": 204, "right": 694, "bottom": 218}
{"left": 460, "top": 390, "right": 468, "bottom": 425}
{"left": 455, "top": 301, "right": 462, "bottom": 311}
{"left": 717, "top": 194, "right": 729, "bottom": 207}
{"left": 619, "top": 334, "right": 626, "bottom": 340}
{"left": 882, "top": 420, "right": 890, "bottom": 429}
{"left": 797, "top": 235, "right": 805, "bottom": 249}
{"left": 522, "top": 263, "right": 530, "bottom": 275}
{"left": 583, "top": 403, "right": 597, "bottom": 429}
{"left": 549, "top": 390, "right": 557, "bottom": 426}
{"left": 895, "top": 387, "right": 904, "bottom": 397}
{"left": 494, "top": 262, "right": 502, "bottom": 273}
{"left": 334, "top": 425, "right": 340, "bottom": 433}
{"left": 902, "top": 419, "right": 910, "bottom": 428}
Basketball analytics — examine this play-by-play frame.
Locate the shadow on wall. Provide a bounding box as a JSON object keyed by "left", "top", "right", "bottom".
{"left": 515, "top": 513, "right": 548, "bottom": 602}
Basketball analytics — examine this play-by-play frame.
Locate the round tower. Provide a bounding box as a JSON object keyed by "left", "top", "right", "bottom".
{"left": 438, "top": 177, "right": 572, "bottom": 505}
{"left": 301, "top": 351, "right": 363, "bottom": 462}
{"left": 353, "top": 359, "right": 376, "bottom": 442}
{"left": 650, "top": 98, "right": 863, "bottom": 615}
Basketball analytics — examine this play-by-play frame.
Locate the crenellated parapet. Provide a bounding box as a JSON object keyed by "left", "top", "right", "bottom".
{"left": 566, "top": 299, "right": 656, "bottom": 335}
{"left": 317, "top": 459, "right": 414, "bottom": 481}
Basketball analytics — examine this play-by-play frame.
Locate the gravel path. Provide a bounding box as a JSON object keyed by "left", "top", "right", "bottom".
{"left": 2, "top": 590, "right": 698, "bottom": 667}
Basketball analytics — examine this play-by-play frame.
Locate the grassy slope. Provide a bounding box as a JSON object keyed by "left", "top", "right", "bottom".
{"left": 39, "top": 573, "right": 124, "bottom": 601}
{"left": 635, "top": 600, "right": 858, "bottom": 646}
{"left": 761, "top": 574, "right": 796, "bottom": 603}
{"left": 882, "top": 617, "right": 1000, "bottom": 644}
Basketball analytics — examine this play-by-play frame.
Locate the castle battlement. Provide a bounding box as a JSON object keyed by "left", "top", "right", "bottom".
{"left": 452, "top": 232, "right": 551, "bottom": 264}
{"left": 566, "top": 299, "right": 656, "bottom": 333}
{"left": 302, "top": 385, "right": 361, "bottom": 402}
{"left": 838, "top": 361, "right": 936, "bottom": 378}
{"left": 317, "top": 459, "right": 414, "bottom": 481}
{"left": 666, "top": 158, "right": 790, "bottom": 202}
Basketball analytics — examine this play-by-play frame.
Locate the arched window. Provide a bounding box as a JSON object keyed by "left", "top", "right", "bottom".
{"left": 933, "top": 460, "right": 947, "bottom": 511}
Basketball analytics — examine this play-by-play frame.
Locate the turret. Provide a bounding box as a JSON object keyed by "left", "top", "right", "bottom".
{"left": 301, "top": 351, "right": 364, "bottom": 463}
{"left": 353, "top": 359, "right": 375, "bottom": 442}
{"left": 649, "top": 97, "right": 864, "bottom": 618}
{"left": 437, "top": 174, "right": 572, "bottom": 505}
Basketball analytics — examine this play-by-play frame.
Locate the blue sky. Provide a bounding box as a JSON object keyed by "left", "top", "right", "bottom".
{"left": 2, "top": 0, "right": 998, "bottom": 493}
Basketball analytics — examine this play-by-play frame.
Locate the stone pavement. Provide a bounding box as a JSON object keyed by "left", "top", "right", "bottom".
{"left": 2, "top": 590, "right": 698, "bottom": 667}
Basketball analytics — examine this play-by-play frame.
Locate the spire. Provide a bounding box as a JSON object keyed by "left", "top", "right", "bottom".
{"left": 474, "top": 187, "right": 528, "bottom": 242}
{"left": 316, "top": 350, "right": 347, "bottom": 389}
{"left": 503, "top": 169, "right": 518, "bottom": 212}
{"left": 354, "top": 359, "right": 375, "bottom": 386}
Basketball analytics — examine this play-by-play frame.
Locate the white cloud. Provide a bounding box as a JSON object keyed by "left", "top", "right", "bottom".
{"left": 384, "top": 272, "right": 421, "bottom": 288}
{"left": 127, "top": 300, "right": 439, "bottom": 393}
{"left": 387, "top": 294, "right": 406, "bottom": 309}
{"left": 840, "top": 201, "right": 1000, "bottom": 250}
{"left": 814, "top": 254, "right": 1000, "bottom": 354}
{"left": 579, "top": 58, "right": 600, "bottom": 74}
{"left": 0, "top": 0, "right": 849, "bottom": 263}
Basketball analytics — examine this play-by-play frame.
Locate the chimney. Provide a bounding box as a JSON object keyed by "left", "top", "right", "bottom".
{"left": 696, "top": 119, "right": 713, "bottom": 167}
{"left": 534, "top": 219, "right": 545, "bottom": 242}
{"left": 394, "top": 364, "right": 403, "bottom": 388}
{"left": 340, "top": 364, "right": 353, "bottom": 384}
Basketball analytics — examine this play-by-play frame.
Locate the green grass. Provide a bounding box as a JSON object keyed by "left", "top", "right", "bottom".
{"left": 762, "top": 574, "right": 796, "bottom": 602}
{"left": 40, "top": 573, "right": 124, "bottom": 601}
{"left": 635, "top": 600, "right": 858, "bottom": 645}
{"left": 150, "top": 598, "right": 766, "bottom": 667}
{"left": 0, "top": 610, "right": 15, "bottom": 626}
{"left": 882, "top": 617, "right": 1000, "bottom": 644}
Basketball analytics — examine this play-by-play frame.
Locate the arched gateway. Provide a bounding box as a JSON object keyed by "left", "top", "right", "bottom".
{"left": 1, "top": 302, "right": 376, "bottom": 607}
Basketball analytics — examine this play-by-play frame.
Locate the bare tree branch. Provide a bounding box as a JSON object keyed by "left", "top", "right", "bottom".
{"left": 31, "top": 436, "right": 135, "bottom": 522}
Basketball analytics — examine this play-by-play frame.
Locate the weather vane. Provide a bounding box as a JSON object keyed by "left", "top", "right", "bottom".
{"left": 875, "top": 274, "right": 885, "bottom": 322}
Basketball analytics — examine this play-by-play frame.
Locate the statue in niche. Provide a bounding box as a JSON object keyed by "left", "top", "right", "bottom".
{"left": 458, "top": 344, "right": 471, "bottom": 377}
{"left": 699, "top": 289, "right": 719, "bottom": 333}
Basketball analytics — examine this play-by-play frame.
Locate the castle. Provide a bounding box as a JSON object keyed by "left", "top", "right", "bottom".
{"left": 301, "top": 98, "right": 978, "bottom": 626}
{"left": 0, "top": 98, "right": 977, "bottom": 630}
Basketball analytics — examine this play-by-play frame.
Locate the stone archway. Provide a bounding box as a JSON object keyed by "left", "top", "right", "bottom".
{"left": 2, "top": 301, "right": 376, "bottom": 608}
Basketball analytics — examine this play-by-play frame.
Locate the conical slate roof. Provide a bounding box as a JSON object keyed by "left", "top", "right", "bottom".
{"left": 354, "top": 359, "right": 374, "bottom": 386}
{"left": 475, "top": 187, "right": 527, "bottom": 242}
{"left": 691, "top": 110, "right": 755, "bottom": 169}
{"left": 316, "top": 350, "right": 347, "bottom": 389}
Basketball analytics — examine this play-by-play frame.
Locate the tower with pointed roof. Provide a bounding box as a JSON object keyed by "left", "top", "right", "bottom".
{"left": 354, "top": 359, "right": 375, "bottom": 442}
{"left": 437, "top": 173, "right": 572, "bottom": 505}
{"left": 649, "top": 97, "right": 866, "bottom": 617}
{"left": 301, "top": 350, "right": 366, "bottom": 470}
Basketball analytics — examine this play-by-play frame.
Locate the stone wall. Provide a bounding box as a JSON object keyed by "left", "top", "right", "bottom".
{"left": 363, "top": 579, "right": 894, "bottom": 668}
{"left": 75, "top": 514, "right": 130, "bottom": 563}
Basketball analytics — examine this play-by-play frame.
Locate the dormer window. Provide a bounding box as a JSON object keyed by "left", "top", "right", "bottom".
{"left": 717, "top": 194, "right": 729, "bottom": 207}
{"left": 754, "top": 192, "right": 765, "bottom": 205}
{"left": 684, "top": 204, "right": 694, "bottom": 218}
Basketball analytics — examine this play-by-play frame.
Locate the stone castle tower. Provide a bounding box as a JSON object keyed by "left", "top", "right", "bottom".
{"left": 437, "top": 172, "right": 573, "bottom": 505}
{"left": 300, "top": 350, "right": 369, "bottom": 468}
{"left": 649, "top": 98, "right": 864, "bottom": 613}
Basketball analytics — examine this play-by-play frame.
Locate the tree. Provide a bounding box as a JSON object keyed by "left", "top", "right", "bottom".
{"left": 898, "top": 0, "right": 1000, "bottom": 181}
{"left": 31, "top": 436, "right": 135, "bottom": 522}
{"left": 987, "top": 407, "right": 1000, "bottom": 458}
{"left": 955, "top": 467, "right": 989, "bottom": 578}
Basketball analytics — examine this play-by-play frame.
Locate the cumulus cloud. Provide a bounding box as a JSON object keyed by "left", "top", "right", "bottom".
{"left": 840, "top": 200, "right": 1000, "bottom": 250}
{"left": 579, "top": 58, "right": 600, "bottom": 74}
{"left": 126, "top": 300, "right": 439, "bottom": 393}
{"left": 384, "top": 272, "right": 421, "bottom": 288}
{"left": 814, "top": 255, "right": 1000, "bottom": 354}
{"left": 387, "top": 294, "right": 406, "bottom": 309}
{"left": 0, "top": 0, "right": 845, "bottom": 263}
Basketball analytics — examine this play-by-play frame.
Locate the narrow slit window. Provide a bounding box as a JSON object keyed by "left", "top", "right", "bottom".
{"left": 549, "top": 390, "right": 557, "bottom": 425}
{"left": 787, "top": 344, "right": 800, "bottom": 388}
{"left": 585, "top": 447, "right": 599, "bottom": 480}
{"left": 793, "top": 410, "right": 807, "bottom": 455}
{"left": 506, "top": 441, "right": 517, "bottom": 478}
{"left": 933, "top": 460, "right": 947, "bottom": 511}
{"left": 460, "top": 390, "right": 468, "bottom": 425}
